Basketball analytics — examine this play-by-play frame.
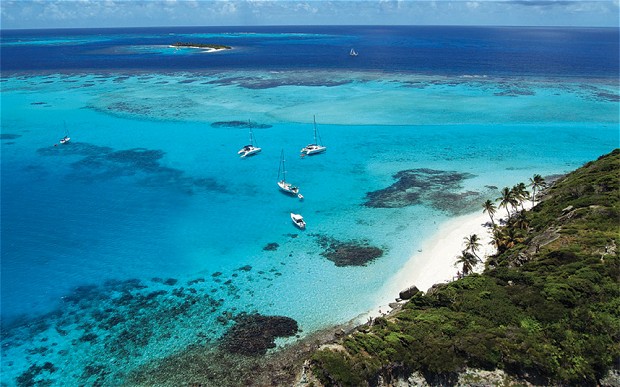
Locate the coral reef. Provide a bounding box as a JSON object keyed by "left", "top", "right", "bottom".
{"left": 313, "top": 235, "right": 384, "bottom": 267}
{"left": 219, "top": 313, "right": 299, "bottom": 356}
{"left": 364, "top": 168, "right": 487, "bottom": 215}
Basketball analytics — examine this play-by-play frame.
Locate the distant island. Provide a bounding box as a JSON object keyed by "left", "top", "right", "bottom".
{"left": 169, "top": 42, "right": 231, "bottom": 51}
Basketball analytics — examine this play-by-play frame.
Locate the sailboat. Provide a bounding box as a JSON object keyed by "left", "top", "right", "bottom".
{"left": 59, "top": 122, "right": 71, "bottom": 144}
{"left": 300, "top": 115, "right": 326, "bottom": 156}
{"left": 349, "top": 48, "right": 358, "bottom": 56}
{"left": 237, "top": 122, "right": 262, "bottom": 158}
{"left": 277, "top": 150, "right": 303, "bottom": 199}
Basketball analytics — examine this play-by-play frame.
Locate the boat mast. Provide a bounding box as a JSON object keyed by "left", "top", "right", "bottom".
{"left": 313, "top": 115, "right": 318, "bottom": 145}
{"left": 248, "top": 120, "right": 255, "bottom": 146}
{"left": 313, "top": 115, "right": 323, "bottom": 146}
{"left": 279, "top": 149, "right": 286, "bottom": 182}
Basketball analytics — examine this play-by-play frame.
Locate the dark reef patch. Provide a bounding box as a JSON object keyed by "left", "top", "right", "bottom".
{"left": 16, "top": 362, "right": 57, "bottom": 387}
{"left": 263, "top": 242, "right": 279, "bottom": 251}
{"left": 1, "top": 274, "right": 247, "bottom": 385}
{"left": 205, "top": 75, "right": 351, "bottom": 90}
{"left": 210, "top": 120, "right": 272, "bottom": 129}
{"left": 430, "top": 190, "right": 487, "bottom": 215}
{"left": 313, "top": 235, "right": 384, "bottom": 267}
{"left": 36, "top": 142, "right": 227, "bottom": 195}
{"left": 1, "top": 133, "right": 22, "bottom": 140}
{"left": 494, "top": 88, "right": 535, "bottom": 97}
{"left": 219, "top": 313, "right": 298, "bottom": 356}
{"left": 595, "top": 91, "right": 620, "bottom": 102}
{"left": 364, "top": 168, "right": 481, "bottom": 215}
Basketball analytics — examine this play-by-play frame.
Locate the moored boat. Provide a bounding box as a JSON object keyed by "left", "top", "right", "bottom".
{"left": 278, "top": 150, "right": 303, "bottom": 199}
{"left": 300, "top": 115, "right": 326, "bottom": 156}
{"left": 238, "top": 123, "right": 262, "bottom": 158}
{"left": 291, "top": 213, "right": 306, "bottom": 229}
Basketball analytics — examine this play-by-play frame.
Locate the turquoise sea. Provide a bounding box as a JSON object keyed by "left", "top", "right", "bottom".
{"left": 1, "top": 26, "right": 618, "bottom": 385}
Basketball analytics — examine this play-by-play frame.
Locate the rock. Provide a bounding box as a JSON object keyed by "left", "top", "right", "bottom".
{"left": 398, "top": 285, "right": 420, "bottom": 300}
{"left": 562, "top": 205, "right": 574, "bottom": 213}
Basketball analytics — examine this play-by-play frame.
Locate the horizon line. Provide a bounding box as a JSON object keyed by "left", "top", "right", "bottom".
{"left": 2, "top": 24, "right": 618, "bottom": 32}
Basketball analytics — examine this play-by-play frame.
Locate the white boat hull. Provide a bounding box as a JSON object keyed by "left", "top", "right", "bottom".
{"left": 278, "top": 180, "right": 299, "bottom": 195}
{"left": 301, "top": 144, "right": 326, "bottom": 156}
{"left": 238, "top": 146, "right": 262, "bottom": 158}
{"left": 291, "top": 213, "right": 306, "bottom": 229}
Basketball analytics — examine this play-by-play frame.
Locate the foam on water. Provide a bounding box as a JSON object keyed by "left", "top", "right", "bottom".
{"left": 1, "top": 70, "right": 618, "bottom": 384}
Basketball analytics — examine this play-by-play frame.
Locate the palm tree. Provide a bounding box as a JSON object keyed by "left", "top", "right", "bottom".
{"left": 514, "top": 210, "right": 530, "bottom": 230}
{"left": 482, "top": 199, "right": 497, "bottom": 226}
{"left": 504, "top": 227, "right": 525, "bottom": 250}
{"left": 529, "top": 174, "right": 546, "bottom": 205}
{"left": 455, "top": 250, "right": 479, "bottom": 276}
{"left": 511, "top": 183, "right": 530, "bottom": 211}
{"left": 463, "top": 234, "right": 482, "bottom": 261}
{"left": 498, "top": 187, "right": 516, "bottom": 219}
{"left": 490, "top": 226, "right": 506, "bottom": 253}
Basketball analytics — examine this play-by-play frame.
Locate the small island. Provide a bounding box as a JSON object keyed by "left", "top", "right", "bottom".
{"left": 169, "top": 42, "right": 232, "bottom": 52}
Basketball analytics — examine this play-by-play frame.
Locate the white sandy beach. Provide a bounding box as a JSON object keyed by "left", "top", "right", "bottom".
{"left": 368, "top": 201, "right": 532, "bottom": 319}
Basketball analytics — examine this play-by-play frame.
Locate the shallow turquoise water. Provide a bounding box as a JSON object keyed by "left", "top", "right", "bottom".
{"left": 1, "top": 70, "right": 618, "bottom": 384}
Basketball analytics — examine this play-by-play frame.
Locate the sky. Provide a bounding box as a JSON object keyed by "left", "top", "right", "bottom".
{"left": 1, "top": 0, "right": 619, "bottom": 30}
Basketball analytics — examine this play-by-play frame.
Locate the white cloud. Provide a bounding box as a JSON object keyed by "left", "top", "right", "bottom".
{"left": 1, "top": 0, "right": 618, "bottom": 29}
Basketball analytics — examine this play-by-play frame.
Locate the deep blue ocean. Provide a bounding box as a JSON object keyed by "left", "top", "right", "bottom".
{"left": 1, "top": 25, "right": 618, "bottom": 385}
{"left": 2, "top": 25, "right": 619, "bottom": 77}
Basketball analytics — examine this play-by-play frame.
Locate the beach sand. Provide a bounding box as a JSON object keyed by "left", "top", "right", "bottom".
{"left": 367, "top": 201, "right": 532, "bottom": 319}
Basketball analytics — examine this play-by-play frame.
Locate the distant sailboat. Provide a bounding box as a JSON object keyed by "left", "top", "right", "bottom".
{"left": 300, "top": 115, "right": 326, "bottom": 156}
{"left": 349, "top": 48, "right": 358, "bottom": 56}
{"left": 237, "top": 121, "right": 262, "bottom": 158}
{"left": 59, "top": 122, "right": 71, "bottom": 144}
{"left": 277, "top": 150, "right": 303, "bottom": 199}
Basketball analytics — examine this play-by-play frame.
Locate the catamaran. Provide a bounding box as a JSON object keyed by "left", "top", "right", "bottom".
{"left": 238, "top": 124, "right": 262, "bottom": 158}
{"left": 278, "top": 150, "right": 303, "bottom": 199}
{"left": 350, "top": 48, "right": 358, "bottom": 56}
{"left": 300, "top": 115, "right": 326, "bottom": 156}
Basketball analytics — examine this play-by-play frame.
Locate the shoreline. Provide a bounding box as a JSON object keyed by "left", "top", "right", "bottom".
{"left": 368, "top": 202, "right": 532, "bottom": 320}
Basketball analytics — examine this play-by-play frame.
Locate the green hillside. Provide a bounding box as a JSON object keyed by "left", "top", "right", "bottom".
{"left": 309, "top": 149, "right": 620, "bottom": 386}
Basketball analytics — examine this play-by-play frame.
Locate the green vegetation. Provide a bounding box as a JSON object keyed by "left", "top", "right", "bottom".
{"left": 170, "top": 42, "right": 231, "bottom": 50}
{"left": 310, "top": 149, "right": 620, "bottom": 386}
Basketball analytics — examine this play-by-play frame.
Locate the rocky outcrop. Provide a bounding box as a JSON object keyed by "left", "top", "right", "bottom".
{"left": 398, "top": 285, "right": 420, "bottom": 300}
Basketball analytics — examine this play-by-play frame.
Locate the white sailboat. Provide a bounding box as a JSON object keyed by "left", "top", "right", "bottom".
{"left": 300, "top": 115, "right": 326, "bottom": 156}
{"left": 349, "top": 48, "right": 358, "bottom": 56}
{"left": 59, "top": 121, "right": 71, "bottom": 144}
{"left": 277, "top": 150, "right": 303, "bottom": 199}
{"left": 238, "top": 122, "right": 262, "bottom": 158}
{"left": 290, "top": 213, "right": 306, "bottom": 229}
